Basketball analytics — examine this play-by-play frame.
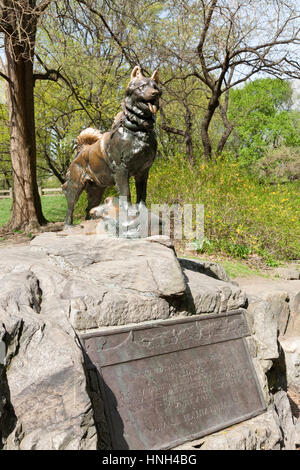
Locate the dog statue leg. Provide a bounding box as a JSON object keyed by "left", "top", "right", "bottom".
{"left": 135, "top": 170, "right": 149, "bottom": 205}
{"left": 115, "top": 166, "right": 131, "bottom": 208}
{"left": 62, "top": 166, "right": 86, "bottom": 226}
{"left": 85, "top": 182, "right": 106, "bottom": 220}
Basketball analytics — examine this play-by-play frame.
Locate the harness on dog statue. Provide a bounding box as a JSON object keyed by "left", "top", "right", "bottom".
{"left": 109, "top": 103, "right": 127, "bottom": 138}
{"left": 110, "top": 86, "right": 156, "bottom": 138}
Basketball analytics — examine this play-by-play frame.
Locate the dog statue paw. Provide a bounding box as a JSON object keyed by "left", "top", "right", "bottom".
{"left": 90, "top": 197, "right": 163, "bottom": 239}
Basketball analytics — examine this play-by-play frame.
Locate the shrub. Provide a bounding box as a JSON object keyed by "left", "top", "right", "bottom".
{"left": 146, "top": 154, "right": 300, "bottom": 262}
{"left": 253, "top": 146, "right": 300, "bottom": 183}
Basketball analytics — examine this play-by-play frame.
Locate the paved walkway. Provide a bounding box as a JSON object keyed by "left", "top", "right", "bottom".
{"left": 235, "top": 276, "right": 300, "bottom": 298}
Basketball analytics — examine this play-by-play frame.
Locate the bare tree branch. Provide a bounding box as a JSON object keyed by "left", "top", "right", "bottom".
{"left": 77, "top": 0, "right": 137, "bottom": 67}
{"left": 0, "top": 68, "right": 12, "bottom": 85}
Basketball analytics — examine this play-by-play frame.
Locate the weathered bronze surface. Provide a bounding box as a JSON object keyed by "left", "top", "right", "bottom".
{"left": 89, "top": 195, "right": 164, "bottom": 238}
{"left": 81, "top": 311, "right": 266, "bottom": 450}
{"left": 62, "top": 66, "right": 161, "bottom": 226}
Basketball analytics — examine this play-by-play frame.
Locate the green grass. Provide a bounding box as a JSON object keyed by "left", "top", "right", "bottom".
{"left": 42, "top": 195, "right": 67, "bottom": 222}
{"left": 179, "top": 254, "right": 267, "bottom": 278}
{"left": 0, "top": 195, "right": 67, "bottom": 226}
{"left": 0, "top": 198, "right": 11, "bottom": 226}
{"left": 219, "top": 260, "right": 266, "bottom": 279}
{"left": 0, "top": 191, "right": 110, "bottom": 227}
{"left": 0, "top": 193, "right": 90, "bottom": 227}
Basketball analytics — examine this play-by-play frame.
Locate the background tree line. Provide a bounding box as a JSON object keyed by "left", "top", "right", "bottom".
{"left": 0, "top": 0, "right": 299, "bottom": 230}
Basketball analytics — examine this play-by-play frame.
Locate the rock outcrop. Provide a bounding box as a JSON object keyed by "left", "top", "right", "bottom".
{"left": 0, "top": 233, "right": 298, "bottom": 450}
{"left": 0, "top": 271, "right": 97, "bottom": 450}
{"left": 237, "top": 277, "right": 300, "bottom": 394}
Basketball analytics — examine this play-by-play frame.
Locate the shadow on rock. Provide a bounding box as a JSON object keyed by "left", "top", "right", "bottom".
{"left": 81, "top": 348, "right": 129, "bottom": 450}
{"left": 0, "top": 369, "right": 17, "bottom": 449}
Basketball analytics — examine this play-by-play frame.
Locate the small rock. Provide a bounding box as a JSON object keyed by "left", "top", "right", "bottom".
{"left": 178, "top": 258, "right": 230, "bottom": 282}
{"left": 246, "top": 295, "right": 281, "bottom": 362}
{"left": 279, "top": 337, "right": 300, "bottom": 392}
{"left": 273, "top": 390, "right": 297, "bottom": 449}
{"left": 276, "top": 268, "right": 300, "bottom": 280}
{"left": 285, "top": 292, "right": 300, "bottom": 336}
{"left": 183, "top": 269, "right": 246, "bottom": 314}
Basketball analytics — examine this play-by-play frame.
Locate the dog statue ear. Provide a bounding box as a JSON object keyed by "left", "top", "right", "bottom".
{"left": 131, "top": 66, "right": 143, "bottom": 81}
{"left": 151, "top": 69, "right": 159, "bottom": 84}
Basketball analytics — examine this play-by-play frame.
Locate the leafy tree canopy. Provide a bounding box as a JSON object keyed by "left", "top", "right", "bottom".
{"left": 228, "top": 78, "right": 300, "bottom": 164}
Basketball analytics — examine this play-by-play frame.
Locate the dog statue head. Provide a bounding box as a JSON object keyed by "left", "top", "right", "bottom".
{"left": 125, "top": 66, "right": 161, "bottom": 118}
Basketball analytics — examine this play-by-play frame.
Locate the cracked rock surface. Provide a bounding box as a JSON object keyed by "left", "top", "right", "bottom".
{"left": 0, "top": 270, "right": 97, "bottom": 450}
{"left": 0, "top": 233, "right": 189, "bottom": 449}
{"left": 0, "top": 232, "right": 298, "bottom": 449}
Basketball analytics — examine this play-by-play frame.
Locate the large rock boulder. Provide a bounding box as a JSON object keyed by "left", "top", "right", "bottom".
{"left": 0, "top": 233, "right": 188, "bottom": 449}
{"left": 181, "top": 263, "right": 246, "bottom": 315}
{"left": 0, "top": 234, "right": 187, "bottom": 332}
{"left": 236, "top": 277, "right": 300, "bottom": 393}
{"left": 0, "top": 271, "right": 97, "bottom": 450}
{"left": 0, "top": 233, "right": 298, "bottom": 450}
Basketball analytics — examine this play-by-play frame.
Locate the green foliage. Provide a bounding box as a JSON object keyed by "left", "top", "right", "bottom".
{"left": 146, "top": 154, "right": 300, "bottom": 262}
{"left": 216, "top": 260, "right": 266, "bottom": 279}
{"left": 228, "top": 78, "right": 300, "bottom": 164}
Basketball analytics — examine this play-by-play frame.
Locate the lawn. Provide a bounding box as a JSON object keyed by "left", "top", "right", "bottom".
{"left": 0, "top": 195, "right": 67, "bottom": 226}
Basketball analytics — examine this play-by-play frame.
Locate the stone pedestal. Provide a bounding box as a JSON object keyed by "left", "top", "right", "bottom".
{"left": 0, "top": 233, "right": 297, "bottom": 450}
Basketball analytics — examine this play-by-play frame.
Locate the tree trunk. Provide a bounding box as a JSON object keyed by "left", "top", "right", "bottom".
{"left": 184, "top": 98, "right": 194, "bottom": 165}
{"left": 4, "top": 37, "right": 47, "bottom": 231}
{"left": 201, "top": 94, "right": 220, "bottom": 161}
{"left": 185, "top": 133, "right": 194, "bottom": 165}
{"left": 216, "top": 108, "right": 234, "bottom": 155}
{"left": 216, "top": 124, "right": 233, "bottom": 155}
{"left": 216, "top": 96, "right": 234, "bottom": 155}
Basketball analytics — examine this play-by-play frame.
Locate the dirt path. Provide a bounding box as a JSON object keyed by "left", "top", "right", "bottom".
{"left": 0, "top": 222, "right": 64, "bottom": 248}
{"left": 235, "top": 276, "right": 300, "bottom": 297}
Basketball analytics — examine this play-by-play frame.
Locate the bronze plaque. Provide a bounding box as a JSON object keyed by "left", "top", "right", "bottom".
{"left": 81, "top": 310, "right": 266, "bottom": 450}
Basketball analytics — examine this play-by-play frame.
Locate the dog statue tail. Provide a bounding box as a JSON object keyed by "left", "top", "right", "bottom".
{"left": 62, "top": 128, "right": 102, "bottom": 194}
{"left": 77, "top": 128, "right": 102, "bottom": 151}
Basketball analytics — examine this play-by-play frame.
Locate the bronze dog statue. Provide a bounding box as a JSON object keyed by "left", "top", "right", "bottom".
{"left": 62, "top": 66, "right": 161, "bottom": 226}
